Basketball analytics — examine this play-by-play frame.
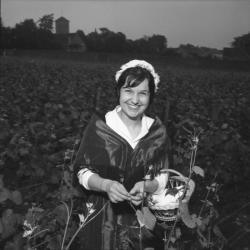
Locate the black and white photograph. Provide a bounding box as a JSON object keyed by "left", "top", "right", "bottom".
{"left": 1, "top": 0, "right": 250, "bottom": 249}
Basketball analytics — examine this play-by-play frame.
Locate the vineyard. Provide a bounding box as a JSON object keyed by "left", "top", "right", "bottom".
{"left": 0, "top": 56, "right": 250, "bottom": 250}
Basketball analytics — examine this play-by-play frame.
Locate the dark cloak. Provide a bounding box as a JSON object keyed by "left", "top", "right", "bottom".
{"left": 73, "top": 113, "right": 169, "bottom": 250}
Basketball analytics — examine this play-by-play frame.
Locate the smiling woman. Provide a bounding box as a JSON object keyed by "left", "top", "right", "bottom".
{"left": 119, "top": 79, "right": 151, "bottom": 139}
{"left": 73, "top": 59, "right": 169, "bottom": 250}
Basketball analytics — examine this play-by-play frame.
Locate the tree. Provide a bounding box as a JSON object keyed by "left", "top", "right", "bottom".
{"left": 1, "top": 26, "right": 14, "bottom": 49}
{"left": 131, "top": 34, "right": 167, "bottom": 54}
{"left": 1, "top": 16, "right": 57, "bottom": 49}
{"left": 86, "top": 28, "right": 127, "bottom": 53}
{"left": 133, "top": 37, "right": 150, "bottom": 53}
{"left": 76, "top": 30, "right": 87, "bottom": 43}
{"left": 231, "top": 32, "right": 250, "bottom": 55}
{"left": 13, "top": 19, "right": 38, "bottom": 49}
{"left": 86, "top": 30, "right": 102, "bottom": 51}
{"left": 147, "top": 34, "right": 167, "bottom": 53}
{"left": 104, "top": 31, "right": 126, "bottom": 52}
{"left": 38, "top": 14, "right": 54, "bottom": 32}
{"left": 36, "top": 29, "right": 55, "bottom": 49}
{"left": 98, "top": 28, "right": 114, "bottom": 52}
{"left": 36, "top": 14, "right": 56, "bottom": 49}
{"left": 1, "top": 20, "right": 15, "bottom": 49}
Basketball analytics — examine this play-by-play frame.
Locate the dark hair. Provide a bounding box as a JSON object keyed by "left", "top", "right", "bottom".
{"left": 116, "top": 66, "right": 155, "bottom": 104}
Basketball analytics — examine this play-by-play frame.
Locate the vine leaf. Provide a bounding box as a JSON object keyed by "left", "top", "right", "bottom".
{"left": 197, "top": 227, "right": 209, "bottom": 248}
{"left": 179, "top": 201, "right": 196, "bottom": 228}
{"left": 175, "top": 227, "right": 182, "bottom": 239}
{"left": 194, "top": 215, "right": 207, "bottom": 231}
{"left": 0, "top": 187, "right": 11, "bottom": 203}
{"left": 192, "top": 166, "right": 205, "bottom": 177}
{"left": 213, "top": 225, "right": 227, "bottom": 242}
{"left": 53, "top": 204, "right": 68, "bottom": 226}
{"left": 46, "top": 234, "right": 62, "bottom": 250}
{"left": 1, "top": 209, "right": 17, "bottom": 239}
{"left": 2, "top": 234, "right": 23, "bottom": 250}
{"left": 11, "top": 190, "right": 23, "bottom": 205}
{"left": 170, "top": 236, "right": 177, "bottom": 243}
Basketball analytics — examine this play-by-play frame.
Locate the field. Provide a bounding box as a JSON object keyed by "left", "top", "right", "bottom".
{"left": 0, "top": 55, "right": 250, "bottom": 250}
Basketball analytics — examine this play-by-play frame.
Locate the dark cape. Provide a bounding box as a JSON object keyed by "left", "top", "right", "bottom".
{"left": 73, "top": 113, "right": 169, "bottom": 250}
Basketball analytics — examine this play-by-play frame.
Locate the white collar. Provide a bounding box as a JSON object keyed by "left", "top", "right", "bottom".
{"left": 105, "top": 106, "right": 154, "bottom": 149}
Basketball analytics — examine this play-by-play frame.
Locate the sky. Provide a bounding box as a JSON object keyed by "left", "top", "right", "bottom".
{"left": 1, "top": 0, "right": 250, "bottom": 50}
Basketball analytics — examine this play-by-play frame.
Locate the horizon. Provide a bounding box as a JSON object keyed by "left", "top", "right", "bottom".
{"left": 2, "top": 0, "right": 250, "bottom": 50}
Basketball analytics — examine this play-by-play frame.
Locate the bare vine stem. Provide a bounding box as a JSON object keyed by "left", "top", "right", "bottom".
{"left": 216, "top": 201, "right": 250, "bottom": 225}
{"left": 19, "top": 182, "right": 47, "bottom": 190}
{"left": 228, "top": 230, "right": 247, "bottom": 247}
{"left": 32, "top": 234, "right": 58, "bottom": 249}
{"left": 139, "top": 180, "right": 146, "bottom": 250}
{"left": 165, "top": 218, "right": 178, "bottom": 250}
{"left": 65, "top": 201, "right": 109, "bottom": 250}
{"left": 61, "top": 199, "right": 73, "bottom": 250}
{"left": 165, "top": 131, "right": 199, "bottom": 249}
{"left": 29, "top": 228, "right": 49, "bottom": 240}
{"left": 70, "top": 139, "right": 79, "bottom": 168}
{"left": 198, "top": 172, "right": 218, "bottom": 218}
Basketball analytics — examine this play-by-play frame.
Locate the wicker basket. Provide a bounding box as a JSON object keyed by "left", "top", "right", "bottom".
{"left": 147, "top": 169, "right": 195, "bottom": 222}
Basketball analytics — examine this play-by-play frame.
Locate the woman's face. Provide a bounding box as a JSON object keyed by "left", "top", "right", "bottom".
{"left": 119, "top": 78, "right": 150, "bottom": 121}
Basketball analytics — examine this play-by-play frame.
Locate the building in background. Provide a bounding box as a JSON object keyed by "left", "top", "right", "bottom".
{"left": 54, "top": 16, "right": 86, "bottom": 52}
{"left": 55, "top": 17, "right": 69, "bottom": 34}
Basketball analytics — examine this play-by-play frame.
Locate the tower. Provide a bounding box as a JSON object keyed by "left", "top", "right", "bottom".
{"left": 55, "top": 17, "right": 69, "bottom": 34}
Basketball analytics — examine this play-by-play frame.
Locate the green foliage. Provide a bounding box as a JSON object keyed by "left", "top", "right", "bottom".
{"left": 0, "top": 57, "right": 250, "bottom": 249}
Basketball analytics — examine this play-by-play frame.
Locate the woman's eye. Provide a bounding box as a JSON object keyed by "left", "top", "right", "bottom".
{"left": 124, "top": 89, "right": 132, "bottom": 93}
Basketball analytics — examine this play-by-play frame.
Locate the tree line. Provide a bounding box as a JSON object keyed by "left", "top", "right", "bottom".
{"left": 0, "top": 14, "right": 167, "bottom": 54}
{"left": 1, "top": 14, "right": 250, "bottom": 57}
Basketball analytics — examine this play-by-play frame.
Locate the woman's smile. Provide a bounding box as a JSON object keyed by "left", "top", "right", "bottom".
{"left": 127, "top": 104, "right": 140, "bottom": 110}
{"left": 119, "top": 79, "right": 150, "bottom": 121}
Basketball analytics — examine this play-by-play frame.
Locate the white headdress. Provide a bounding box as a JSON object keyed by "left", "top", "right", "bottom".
{"left": 115, "top": 59, "right": 160, "bottom": 92}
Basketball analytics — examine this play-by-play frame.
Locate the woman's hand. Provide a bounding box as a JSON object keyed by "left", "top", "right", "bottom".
{"left": 102, "top": 180, "right": 131, "bottom": 203}
{"left": 87, "top": 174, "right": 130, "bottom": 203}
{"left": 129, "top": 181, "right": 145, "bottom": 206}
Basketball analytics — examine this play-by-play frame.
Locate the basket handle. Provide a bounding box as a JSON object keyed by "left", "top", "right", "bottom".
{"left": 160, "top": 169, "right": 195, "bottom": 202}
{"left": 159, "top": 168, "right": 186, "bottom": 180}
